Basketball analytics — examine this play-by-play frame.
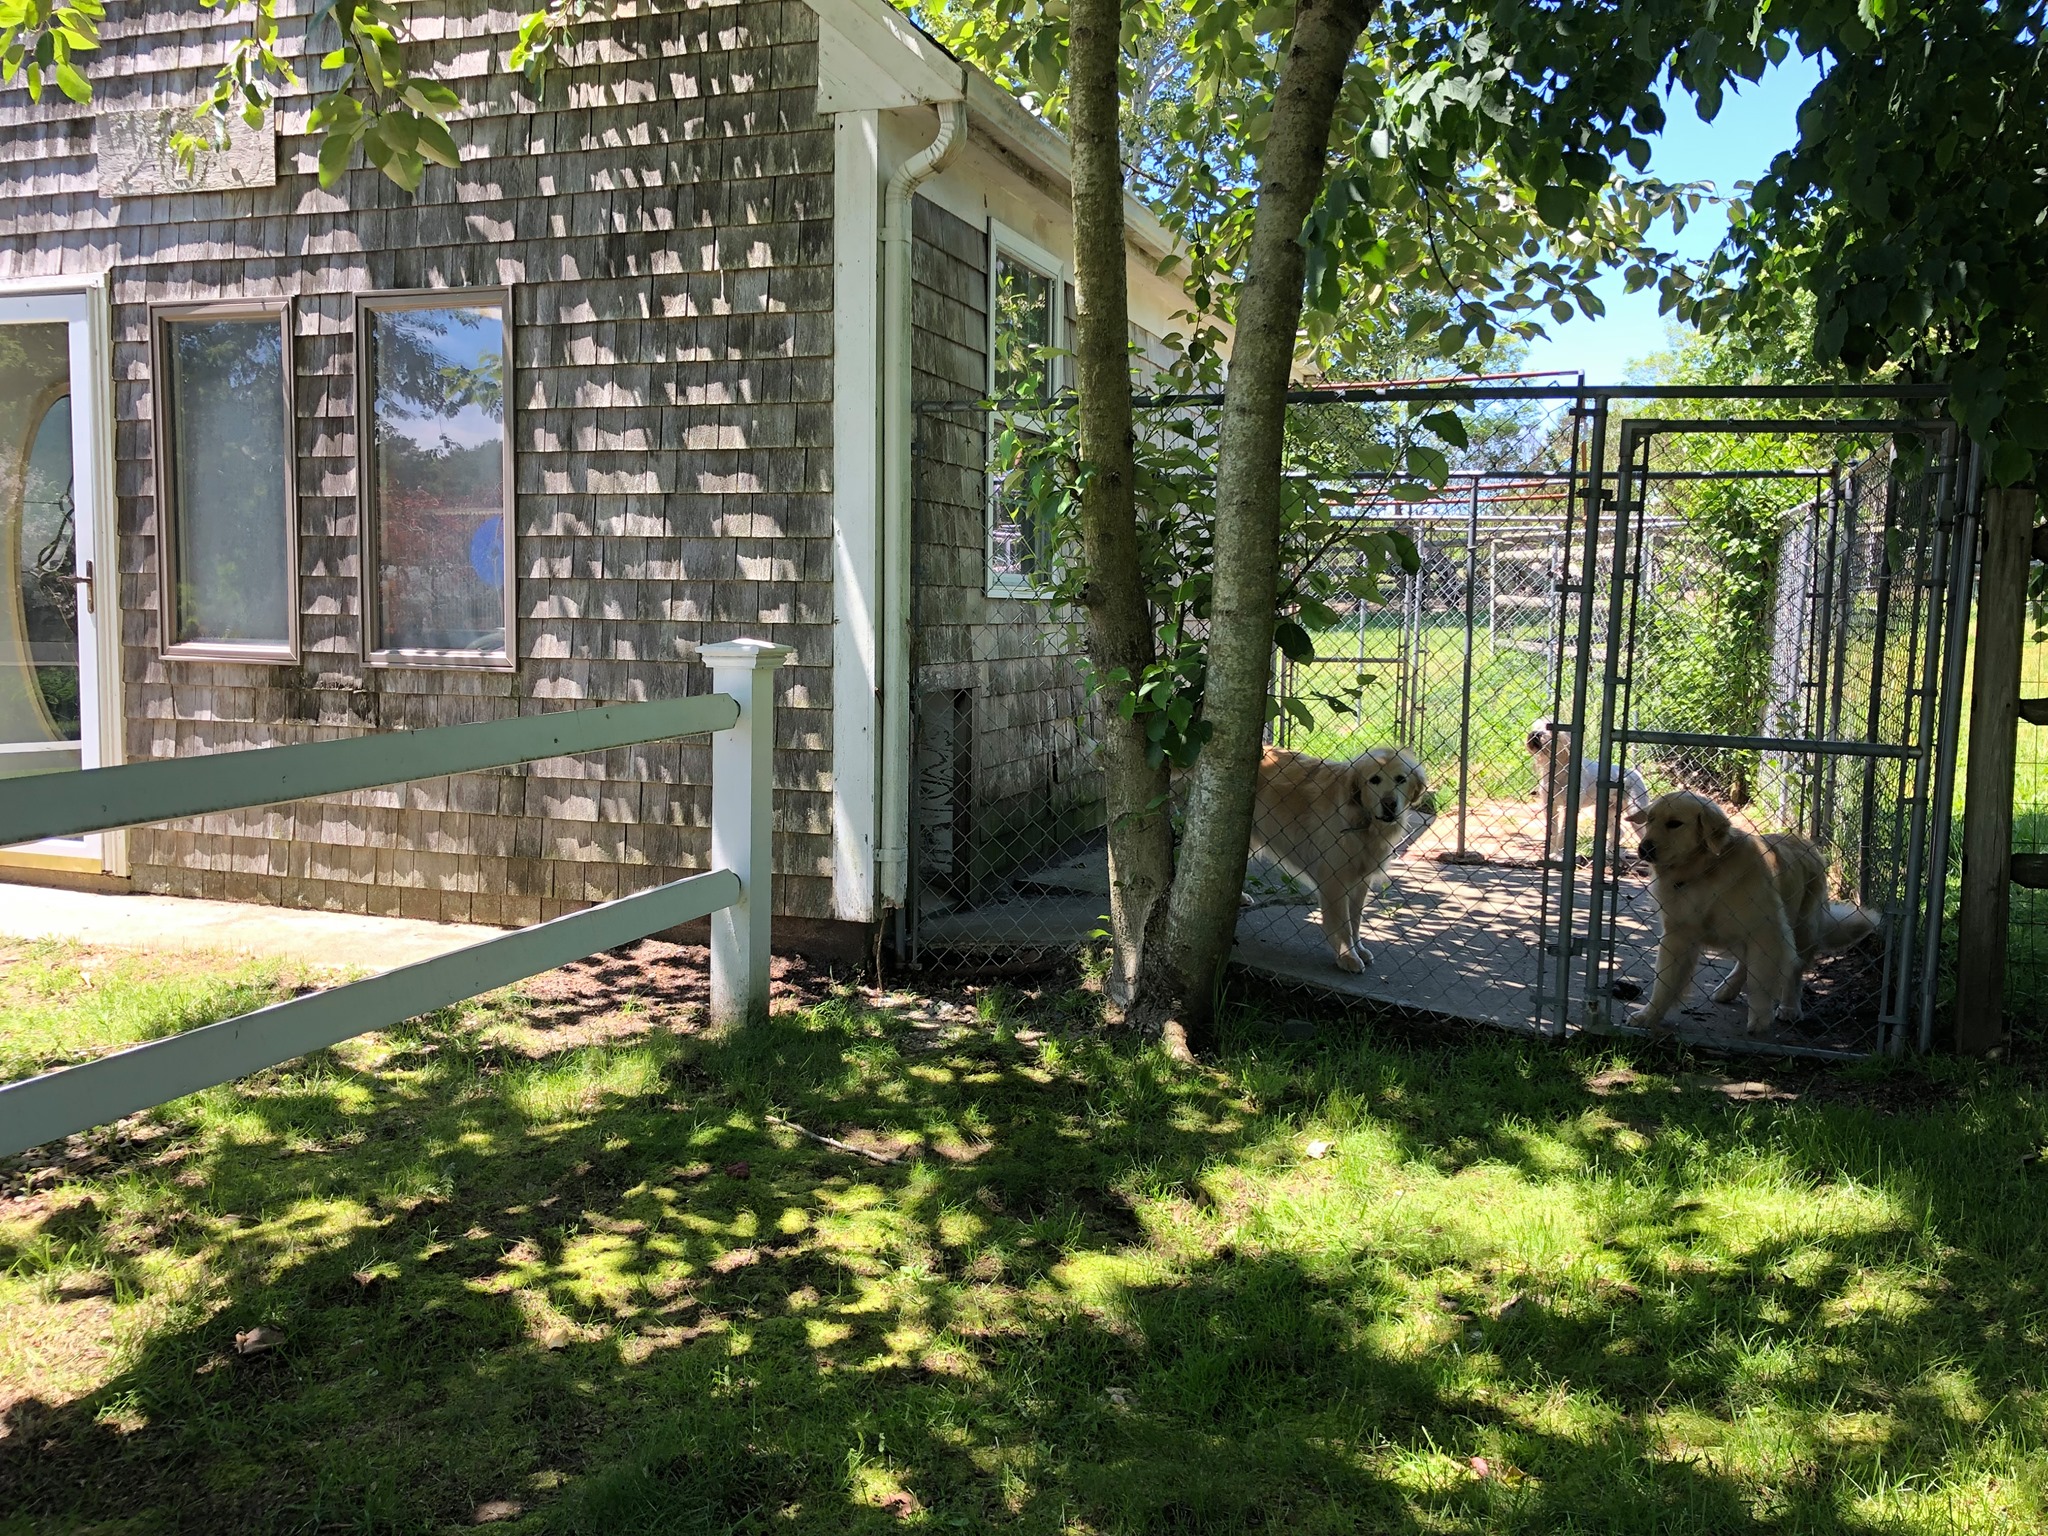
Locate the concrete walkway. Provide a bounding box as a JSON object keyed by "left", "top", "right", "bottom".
{"left": 0, "top": 884, "right": 506, "bottom": 971}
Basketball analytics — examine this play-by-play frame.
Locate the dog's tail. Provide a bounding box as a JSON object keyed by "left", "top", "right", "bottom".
{"left": 1819, "top": 900, "right": 1879, "bottom": 951}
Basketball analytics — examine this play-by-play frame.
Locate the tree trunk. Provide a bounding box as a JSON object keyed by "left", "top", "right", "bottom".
{"left": 1067, "top": 0, "right": 1175, "bottom": 1007}
{"left": 1147, "top": 0, "right": 1373, "bottom": 1053}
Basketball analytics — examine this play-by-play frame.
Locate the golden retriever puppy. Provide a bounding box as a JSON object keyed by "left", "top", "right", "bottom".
{"left": 1626, "top": 791, "right": 1877, "bottom": 1034}
{"left": 1251, "top": 745, "right": 1430, "bottom": 973}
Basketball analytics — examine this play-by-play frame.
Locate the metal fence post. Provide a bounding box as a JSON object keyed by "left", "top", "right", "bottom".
{"left": 703, "top": 640, "right": 793, "bottom": 1030}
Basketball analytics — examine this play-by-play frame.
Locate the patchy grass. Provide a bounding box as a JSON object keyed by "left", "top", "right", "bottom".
{"left": 0, "top": 941, "right": 310, "bottom": 1084}
{"left": 2, "top": 942, "right": 2047, "bottom": 1533}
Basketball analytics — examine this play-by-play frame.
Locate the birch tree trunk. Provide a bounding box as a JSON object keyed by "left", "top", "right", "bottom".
{"left": 1068, "top": 0, "right": 1175, "bottom": 1006}
{"left": 1147, "top": 0, "right": 1373, "bottom": 1053}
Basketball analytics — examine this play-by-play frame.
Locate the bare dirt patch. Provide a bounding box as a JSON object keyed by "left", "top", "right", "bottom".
{"left": 483, "top": 940, "right": 847, "bottom": 1055}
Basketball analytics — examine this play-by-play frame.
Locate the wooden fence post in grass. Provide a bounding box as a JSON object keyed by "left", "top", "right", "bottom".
{"left": 703, "top": 640, "right": 793, "bottom": 1032}
{"left": 1954, "top": 485, "right": 2036, "bottom": 1055}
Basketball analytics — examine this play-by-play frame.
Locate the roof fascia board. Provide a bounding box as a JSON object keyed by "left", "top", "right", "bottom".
{"left": 812, "top": 0, "right": 965, "bottom": 111}
{"left": 808, "top": 1, "right": 1179, "bottom": 265}
{"left": 960, "top": 71, "right": 1179, "bottom": 263}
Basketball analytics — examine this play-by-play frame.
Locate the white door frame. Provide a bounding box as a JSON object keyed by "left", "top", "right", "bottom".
{"left": 0, "top": 273, "right": 123, "bottom": 875}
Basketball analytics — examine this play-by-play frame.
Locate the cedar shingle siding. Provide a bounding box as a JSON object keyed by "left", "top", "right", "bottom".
{"left": 0, "top": 0, "right": 837, "bottom": 925}
{"left": 910, "top": 197, "right": 1101, "bottom": 897}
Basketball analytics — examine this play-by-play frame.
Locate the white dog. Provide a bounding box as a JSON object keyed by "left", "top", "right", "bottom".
{"left": 1526, "top": 717, "right": 1649, "bottom": 858}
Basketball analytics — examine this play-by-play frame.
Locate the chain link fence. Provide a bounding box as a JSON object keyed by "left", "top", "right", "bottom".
{"left": 906, "top": 386, "right": 1970, "bottom": 1057}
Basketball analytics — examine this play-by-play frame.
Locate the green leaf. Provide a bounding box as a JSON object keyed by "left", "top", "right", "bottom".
{"left": 414, "top": 112, "right": 459, "bottom": 169}
{"left": 1418, "top": 410, "right": 1467, "bottom": 449}
{"left": 1534, "top": 185, "right": 1579, "bottom": 227}
{"left": 1386, "top": 530, "right": 1422, "bottom": 575}
{"left": 52, "top": 55, "right": 85, "bottom": 101}
{"left": 1405, "top": 444, "right": 1450, "bottom": 487}
{"left": 401, "top": 76, "right": 459, "bottom": 113}
{"left": 2006, "top": 401, "right": 2048, "bottom": 451}
{"left": 1273, "top": 619, "right": 1315, "bottom": 664}
{"left": 316, "top": 122, "right": 359, "bottom": 184}
{"left": 1990, "top": 437, "right": 2034, "bottom": 487}
{"left": 308, "top": 90, "right": 363, "bottom": 131}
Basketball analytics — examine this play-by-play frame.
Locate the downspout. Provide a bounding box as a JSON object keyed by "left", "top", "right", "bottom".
{"left": 875, "top": 100, "right": 966, "bottom": 910}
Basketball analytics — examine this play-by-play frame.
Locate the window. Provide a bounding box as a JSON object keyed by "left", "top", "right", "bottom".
{"left": 358, "top": 289, "right": 514, "bottom": 668}
{"left": 986, "top": 226, "right": 1067, "bottom": 596}
{"left": 992, "top": 250, "right": 1057, "bottom": 405}
{"left": 151, "top": 301, "right": 297, "bottom": 659}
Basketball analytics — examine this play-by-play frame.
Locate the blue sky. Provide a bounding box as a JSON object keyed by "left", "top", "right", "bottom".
{"left": 1515, "top": 53, "right": 1825, "bottom": 384}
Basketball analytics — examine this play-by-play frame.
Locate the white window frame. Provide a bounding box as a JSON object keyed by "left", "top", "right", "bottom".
{"left": 984, "top": 221, "right": 1068, "bottom": 599}
{"left": 356, "top": 286, "right": 517, "bottom": 672}
{"left": 0, "top": 274, "right": 123, "bottom": 877}
{"left": 150, "top": 299, "right": 301, "bottom": 664}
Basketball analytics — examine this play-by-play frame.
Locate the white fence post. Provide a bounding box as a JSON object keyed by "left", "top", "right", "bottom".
{"left": 702, "top": 640, "right": 793, "bottom": 1030}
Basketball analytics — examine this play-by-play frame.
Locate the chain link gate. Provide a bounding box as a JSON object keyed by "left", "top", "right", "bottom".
{"left": 1575, "top": 415, "right": 1969, "bottom": 1055}
{"left": 904, "top": 384, "right": 1969, "bottom": 1058}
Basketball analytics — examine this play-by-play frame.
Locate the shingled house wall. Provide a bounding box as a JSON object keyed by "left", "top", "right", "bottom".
{"left": 0, "top": 0, "right": 838, "bottom": 928}
{"left": 908, "top": 196, "right": 1103, "bottom": 900}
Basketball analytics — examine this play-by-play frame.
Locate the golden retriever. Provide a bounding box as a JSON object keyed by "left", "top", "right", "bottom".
{"left": 1251, "top": 745, "right": 1431, "bottom": 973}
{"left": 1626, "top": 791, "right": 1877, "bottom": 1034}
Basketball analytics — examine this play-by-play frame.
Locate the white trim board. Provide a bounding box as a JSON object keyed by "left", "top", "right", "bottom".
{"left": 828, "top": 109, "right": 883, "bottom": 923}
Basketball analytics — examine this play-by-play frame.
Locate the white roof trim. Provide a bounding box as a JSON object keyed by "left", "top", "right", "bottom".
{"left": 812, "top": 0, "right": 964, "bottom": 111}
{"left": 808, "top": 0, "right": 1179, "bottom": 265}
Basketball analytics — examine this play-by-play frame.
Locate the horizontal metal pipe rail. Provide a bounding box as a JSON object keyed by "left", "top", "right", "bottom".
{"left": 1617, "top": 729, "right": 1919, "bottom": 761}
{"left": 916, "top": 382, "right": 1954, "bottom": 411}
{"left": 0, "top": 641, "right": 792, "bottom": 1159}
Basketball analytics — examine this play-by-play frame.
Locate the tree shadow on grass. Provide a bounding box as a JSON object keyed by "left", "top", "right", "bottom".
{"left": 1, "top": 982, "right": 2042, "bottom": 1533}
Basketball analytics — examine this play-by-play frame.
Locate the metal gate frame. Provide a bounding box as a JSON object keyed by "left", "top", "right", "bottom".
{"left": 1545, "top": 408, "right": 1973, "bottom": 1055}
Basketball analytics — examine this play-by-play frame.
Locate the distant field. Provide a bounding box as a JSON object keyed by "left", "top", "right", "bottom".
{"left": 1280, "top": 611, "right": 1559, "bottom": 805}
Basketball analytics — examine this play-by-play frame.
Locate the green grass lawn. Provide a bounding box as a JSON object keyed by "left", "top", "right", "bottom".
{"left": 5, "top": 939, "right": 2048, "bottom": 1533}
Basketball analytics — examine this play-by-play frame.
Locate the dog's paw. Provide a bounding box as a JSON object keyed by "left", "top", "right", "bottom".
{"left": 1334, "top": 948, "right": 1366, "bottom": 974}
{"left": 1626, "top": 1007, "right": 1665, "bottom": 1030}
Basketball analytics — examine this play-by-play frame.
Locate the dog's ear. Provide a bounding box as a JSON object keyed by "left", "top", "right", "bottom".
{"left": 1400, "top": 752, "right": 1430, "bottom": 808}
{"left": 1624, "top": 807, "right": 1649, "bottom": 828}
{"left": 1342, "top": 762, "right": 1371, "bottom": 827}
{"left": 1700, "top": 799, "right": 1734, "bottom": 856}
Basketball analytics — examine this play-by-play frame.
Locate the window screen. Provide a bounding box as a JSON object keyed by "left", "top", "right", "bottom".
{"left": 359, "top": 294, "right": 512, "bottom": 665}
{"left": 992, "top": 253, "right": 1056, "bottom": 404}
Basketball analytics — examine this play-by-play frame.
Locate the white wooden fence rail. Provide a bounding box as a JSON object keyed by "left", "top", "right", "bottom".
{"left": 0, "top": 639, "right": 791, "bottom": 1158}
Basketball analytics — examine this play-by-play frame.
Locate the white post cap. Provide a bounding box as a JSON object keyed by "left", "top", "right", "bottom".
{"left": 700, "top": 639, "right": 796, "bottom": 669}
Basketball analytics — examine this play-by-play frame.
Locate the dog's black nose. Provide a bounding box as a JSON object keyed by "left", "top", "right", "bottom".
{"left": 1637, "top": 840, "right": 1655, "bottom": 862}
